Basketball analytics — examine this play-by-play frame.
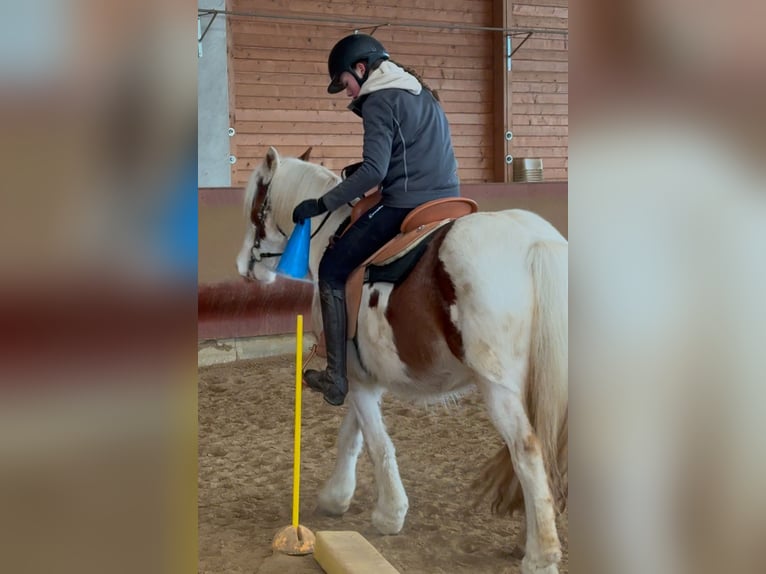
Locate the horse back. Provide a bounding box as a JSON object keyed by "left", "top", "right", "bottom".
{"left": 353, "top": 210, "right": 563, "bottom": 391}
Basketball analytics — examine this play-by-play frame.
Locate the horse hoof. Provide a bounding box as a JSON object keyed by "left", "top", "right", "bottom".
{"left": 371, "top": 507, "right": 406, "bottom": 535}
{"left": 317, "top": 495, "right": 350, "bottom": 516}
{"left": 520, "top": 554, "right": 560, "bottom": 574}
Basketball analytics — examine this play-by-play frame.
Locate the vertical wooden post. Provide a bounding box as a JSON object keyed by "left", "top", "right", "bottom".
{"left": 493, "top": 0, "right": 513, "bottom": 182}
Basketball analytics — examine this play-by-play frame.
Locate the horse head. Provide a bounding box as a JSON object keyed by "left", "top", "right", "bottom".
{"left": 235, "top": 146, "right": 342, "bottom": 283}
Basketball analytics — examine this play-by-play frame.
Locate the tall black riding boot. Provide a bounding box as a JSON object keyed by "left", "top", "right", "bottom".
{"left": 304, "top": 281, "right": 348, "bottom": 406}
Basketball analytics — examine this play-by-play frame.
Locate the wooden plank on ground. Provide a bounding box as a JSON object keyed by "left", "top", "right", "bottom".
{"left": 313, "top": 530, "right": 400, "bottom": 574}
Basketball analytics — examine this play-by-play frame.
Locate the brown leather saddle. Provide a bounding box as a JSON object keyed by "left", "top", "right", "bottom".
{"left": 314, "top": 191, "right": 478, "bottom": 355}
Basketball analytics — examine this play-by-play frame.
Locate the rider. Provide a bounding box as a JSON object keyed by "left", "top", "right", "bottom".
{"left": 292, "top": 33, "right": 460, "bottom": 406}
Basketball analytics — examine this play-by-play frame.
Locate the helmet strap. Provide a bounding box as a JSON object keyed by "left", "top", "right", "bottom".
{"left": 350, "top": 61, "right": 370, "bottom": 88}
{"left": 352, "top": 70, "right": 366, "bottom": 88}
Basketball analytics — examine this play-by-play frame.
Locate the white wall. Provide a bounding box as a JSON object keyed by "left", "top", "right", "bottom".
{"left": 197, "top": 0, "right": 231, "bottom": 187}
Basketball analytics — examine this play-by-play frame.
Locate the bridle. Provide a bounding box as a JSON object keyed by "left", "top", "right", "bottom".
{"left": 247, "top": 177, "right": 332, "bottom": 274}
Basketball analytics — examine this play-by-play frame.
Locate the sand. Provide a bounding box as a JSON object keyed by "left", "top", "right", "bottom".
{"left": 199, "top": 354, "right": 568, "bottom": 574}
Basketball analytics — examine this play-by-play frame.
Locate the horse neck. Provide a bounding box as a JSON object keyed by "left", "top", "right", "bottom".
{"left": 270, "top": 159, "right": 348, "bottom": 282}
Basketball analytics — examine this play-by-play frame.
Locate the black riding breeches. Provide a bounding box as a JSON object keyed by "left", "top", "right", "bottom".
{"left": 319, "top": 202, "right": 413, "bottom": 290}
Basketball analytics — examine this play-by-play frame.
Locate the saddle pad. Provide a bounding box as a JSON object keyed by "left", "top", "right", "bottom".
{"left": 365, "top": 232, "right": 435, "bottom": 285}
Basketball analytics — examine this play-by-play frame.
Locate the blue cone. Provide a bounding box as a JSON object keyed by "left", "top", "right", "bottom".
{"left": 276, "top": 219, "right": 311, "bottom": 279}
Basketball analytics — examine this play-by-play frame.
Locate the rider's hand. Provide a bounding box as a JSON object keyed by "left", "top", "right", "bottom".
{"left": 292, "top": 198, "right": 327, "bottom": 223}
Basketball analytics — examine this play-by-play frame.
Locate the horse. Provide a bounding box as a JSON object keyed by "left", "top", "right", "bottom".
{"left": 236, "top": 146, "right": 568, "bottom": 574}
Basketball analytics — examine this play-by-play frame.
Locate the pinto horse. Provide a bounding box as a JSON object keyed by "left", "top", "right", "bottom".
{"left": 236, "top": 147, "right": 568, "bottom": 574}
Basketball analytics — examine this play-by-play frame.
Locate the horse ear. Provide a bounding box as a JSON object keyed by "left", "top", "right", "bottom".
{"left": 298, "top": 147, "right": 313, "bottom": 162}
{"left": 265, "top": 146, "right": 280, "bottom": 172}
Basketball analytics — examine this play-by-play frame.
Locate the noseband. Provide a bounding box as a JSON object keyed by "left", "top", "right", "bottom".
{"left": 247, "top": 178, "right": 332, "bottom": 273}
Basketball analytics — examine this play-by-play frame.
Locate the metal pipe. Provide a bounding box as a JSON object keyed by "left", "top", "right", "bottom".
{"left": 196, "top": 7, "right": 568, "bottom": 36}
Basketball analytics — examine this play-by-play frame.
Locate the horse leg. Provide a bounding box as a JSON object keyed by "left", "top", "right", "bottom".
{"left": 480, "top": 381, "right": 561, "bottom": 574}
{"left": 317, "top": 400, "right": 363, "bottom": 515}
{"left": 350, "top": 384, "right": 409, "bottom": 534}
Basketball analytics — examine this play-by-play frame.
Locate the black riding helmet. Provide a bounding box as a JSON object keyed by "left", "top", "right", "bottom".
{"left": 327, "top": 34, "right": 389, "bottom": 94}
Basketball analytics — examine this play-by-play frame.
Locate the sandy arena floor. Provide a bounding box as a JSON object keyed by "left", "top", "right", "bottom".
{"left": 199, "top": 354, "right": 568, "bottom": 574}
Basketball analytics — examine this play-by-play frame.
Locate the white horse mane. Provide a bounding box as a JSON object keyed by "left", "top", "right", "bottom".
{"left": 243, "top": 155, "right": 341, "bottom": 236}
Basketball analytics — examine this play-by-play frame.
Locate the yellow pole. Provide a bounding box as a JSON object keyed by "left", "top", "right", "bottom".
{"left": 291, "top": 314, "right": 303, "bottom": 529}
{"left": 271, "top": 313, "right": 314, "bottom": 555}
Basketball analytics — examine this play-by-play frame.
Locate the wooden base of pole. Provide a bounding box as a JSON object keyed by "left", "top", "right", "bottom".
{"left": 271, "top": 524, "right": 315, "bottom": 556}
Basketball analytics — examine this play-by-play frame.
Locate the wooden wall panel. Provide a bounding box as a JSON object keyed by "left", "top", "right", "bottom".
{"left": 511, "top": 1, "right": 568, "bottom": 180}
{"left": 226, "top": 0, "right": 495, "bottom": 184}
{"left": 225, "top": 0, "right": 567, "bottom": 185}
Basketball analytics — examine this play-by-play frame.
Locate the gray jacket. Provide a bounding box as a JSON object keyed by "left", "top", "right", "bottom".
{"left": 320, "top": 61, "right": 460, "bottom": 212}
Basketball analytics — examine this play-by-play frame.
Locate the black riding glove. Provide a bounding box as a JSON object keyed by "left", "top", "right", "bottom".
{"left": 292, "top": 197, "right": 328, "bottom": 223}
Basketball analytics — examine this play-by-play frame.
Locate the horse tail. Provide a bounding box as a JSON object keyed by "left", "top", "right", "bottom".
{"left": 474, "top": 237, "right": 568, "bottom": 517}
{"left": 526, "top": 239, "right": 568, "bottom": 512}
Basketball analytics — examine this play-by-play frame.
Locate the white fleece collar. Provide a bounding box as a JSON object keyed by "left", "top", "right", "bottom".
{"left": 357, "top": 61, "right": 422, "bottom": 97}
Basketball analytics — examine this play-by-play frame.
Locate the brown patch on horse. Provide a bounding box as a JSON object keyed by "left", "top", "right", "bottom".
{"left": 385, "top": 222, "right": 464, "bottom": 376}
{"left": 265, "top": 147, "right": 277, "bottom": 170}
{"left": 298, "top": 147, "right": 312, "bottom": 161}
{"left": 522, "top": 433, "right": 540, "bottom": 454}
{"left": 368, "top": 289, "right": 380, "bottom": 309}
{"left": 249, "top": 180, "right": 269, "bottom": 241}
